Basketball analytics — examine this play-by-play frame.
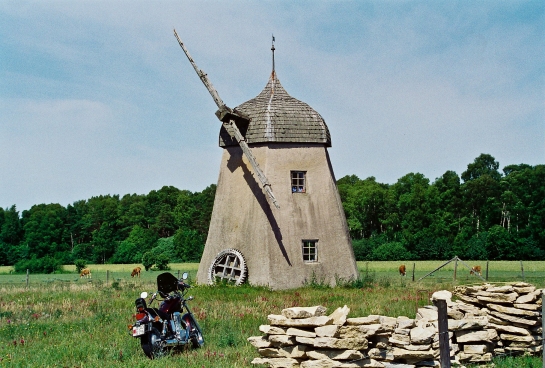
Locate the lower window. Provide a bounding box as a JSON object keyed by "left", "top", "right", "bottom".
{"left": 302, "top": 240, "right": 318, "bottom": 262}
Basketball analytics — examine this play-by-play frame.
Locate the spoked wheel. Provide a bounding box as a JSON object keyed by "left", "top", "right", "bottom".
{"left": 207, "top": 248, "right": 248, "bottom": 285}
{"left": 184, "top": 315, "right": 204, "bottom": 349}
{"left": 140, "top": 327, "right": 166, "bottom": 359}
{"left": 190, "top": 327, "right": 204, "bottom": 349}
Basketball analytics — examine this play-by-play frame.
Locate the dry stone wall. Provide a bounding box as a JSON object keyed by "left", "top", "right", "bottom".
{"left": 248, "top": 282, "right": 543, "bottom": 368}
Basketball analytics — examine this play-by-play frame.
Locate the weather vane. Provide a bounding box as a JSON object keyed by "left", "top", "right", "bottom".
{"left": 271, "top": 34, "right": 275, "bottom": 72}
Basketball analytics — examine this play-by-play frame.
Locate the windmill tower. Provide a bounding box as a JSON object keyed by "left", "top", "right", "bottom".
{"left": 175, "top": 32, "right": 358, "bottom": 289}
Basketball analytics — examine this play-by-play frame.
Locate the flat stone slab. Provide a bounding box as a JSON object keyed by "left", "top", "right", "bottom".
{"left": 485, "top": 285, "right": 514, "bottom": 293}
{"left": 397, "top": 318, "right": 415, "bottom": 329}
{"left": 457, "top": 352, "right": 493, "bottom": 363}
{"left": 454, "top": 329, "right": 491, "bottom": 343}
{"left": 392, "top": 348, "right": 434, "bottom": 363}
{"left": 380, "top": 316, "right": 398, "bottom": 328}
{"left": 410, "top": 326, "right": 436, "bottom": 344}
{"left": 453, "top": 294, "right": 480, "bottom": 305}
{"left": 329, "top": 305, "right": 350, "bottom": 326}
{"left": 514, "top": 303, "right": 541, "bottom": 311}
{"left": 515, "top": 290, "right": 542, "bottom": 304}
{"left": 416, "top": 307, "right": 438, "bottom": 322}
{"left": 259, "top": 348, "right": 288, "bottom": 358}
{"left": 300, "top": 358, "right": 383, "bottom": 367}
{"left": 488, "top": 310, "right": 539, "bottom": 326}
{"left": 488, "top": 322, "right": 530, "bottom": 336}
{"left": 287, "top": 327, "right": 317, "bottom": 338}
{"left": 475, "top": 291, "right": 518, "bottom": 303}
{"left": 389, "top": 333, "right": 410, "bottom": 346}
{"left": 269, "top": 334, "right": 297, "bottom": 346}
{"left": 513, "top": 286, "right": 536, "bottom": 294}
{"left": 296, "top": 336, "right": 317, "bottom": 345}
{"left": 403, "top": 344, "right": 432, "bottom": 351}
{"left": 315, "top": 325, "right": 340, "bottom": 337}
{"left": 283, "top": 306, "right": 327, "bottom": 319}
{"left": 359, "top": 323, "right": 394, "bottom": 336}
{"left": 269, "top": 314, "right": 334, "bottom": 328}
{"left": 487, "top": 303, "right": 540, "bottom": 317}
{"left": 251, "top": 357, "right": 301, "bottom": 368}
{"left": 313, "top": 336, "right": 368, "bottom": 350}
{"left": 463, "top": 344, "right": 488, "bottom": 354}
{"left": 261, "top": 325, "right": 289, "bottom": 335}
{"left": 367, "top": 348, "right": 394, "bottom": 361}
{"left": 306, "top": 349, "right": 364, "bottom": 361}
{"left": 248, "top": 335, "right": 272, "bottom": 348}
{"left": 500, "top": 334, "right": 542, "bottom": 342}
{"left": 280, "top": 345, "right": 310, "bottom": 359}
{"left": 448, "top": 317, "right": 488, "bottom": 331}
{"left": 346, "top": 315, "right": 381, "bottom": 325}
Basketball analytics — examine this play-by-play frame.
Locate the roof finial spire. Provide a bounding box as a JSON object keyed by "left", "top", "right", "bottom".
{"left": 271, "top": 34, "right": 275, "bottom": 74}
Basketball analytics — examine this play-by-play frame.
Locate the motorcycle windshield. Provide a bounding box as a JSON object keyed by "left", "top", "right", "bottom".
{"left": 157, "top": 272, "right": 179, "bottom": 294}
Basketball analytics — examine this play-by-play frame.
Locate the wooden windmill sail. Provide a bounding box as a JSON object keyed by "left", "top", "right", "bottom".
{"left": 174, "top": 30, "right": 279, "bottom": 209}
{"left": 175, "top": 31, "right": 358, "bottom": 289}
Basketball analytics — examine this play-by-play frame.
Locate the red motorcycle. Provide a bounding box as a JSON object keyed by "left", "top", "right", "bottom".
{"left": 129, "top": 272, "right": 204, "bottom": 358}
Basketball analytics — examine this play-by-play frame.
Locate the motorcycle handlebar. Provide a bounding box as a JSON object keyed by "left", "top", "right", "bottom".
{"left": 178, "top": 281, "right": 190, "bottom": 289}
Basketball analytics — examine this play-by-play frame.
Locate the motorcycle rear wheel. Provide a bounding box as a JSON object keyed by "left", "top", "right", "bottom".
{"left": 140, "top": 327, "right": 166, "bottom": 359}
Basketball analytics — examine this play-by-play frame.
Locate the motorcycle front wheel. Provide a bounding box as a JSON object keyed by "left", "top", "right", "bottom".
{"left": 190, "top": 326, "right": 204, "bottom": 349}
{"left": 140, "top": 327, "right": 165, "bottom": 359}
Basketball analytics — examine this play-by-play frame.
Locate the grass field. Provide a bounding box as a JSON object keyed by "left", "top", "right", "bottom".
{"left": 0, "top": 261, "right": 543, "bottom": 367}
{"left": 1, "top": 260, "right": 543, "bottom": 287}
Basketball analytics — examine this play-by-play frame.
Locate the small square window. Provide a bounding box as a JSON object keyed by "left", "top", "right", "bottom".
{"left": 291, "top": 171, "right": 306, "bottom": 193}
{"left": 302, "top": 240, "right": 317, "bottom": 262}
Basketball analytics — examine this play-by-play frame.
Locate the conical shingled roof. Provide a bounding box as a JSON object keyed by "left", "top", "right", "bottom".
{"left": 219, "top": 72, "right": 331, "bottom": 147}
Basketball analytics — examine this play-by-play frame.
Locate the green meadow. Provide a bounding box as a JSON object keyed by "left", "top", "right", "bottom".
{"left": 0, "top": 261, "right": 543, "bottom": 367}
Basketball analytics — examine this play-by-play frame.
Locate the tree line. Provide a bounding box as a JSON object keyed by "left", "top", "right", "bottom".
{"left": 0, "top": 185, "right": 215, "bottom": 273}
{"left": 340, "top": 154, "right": 544, "bottom": 261}
{"left": 0, "top": 154, "right": 543, "bottom": 273}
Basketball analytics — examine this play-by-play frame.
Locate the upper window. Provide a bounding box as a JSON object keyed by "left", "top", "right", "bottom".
{"left": 302, "top": 240, "right": 318, "bottom": 262}
{"left": 291, "top": 171, "right": 306, "bottom": 193}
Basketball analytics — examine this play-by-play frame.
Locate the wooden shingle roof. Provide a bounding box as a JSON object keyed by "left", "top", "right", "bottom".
{"left": 219, "top": 72, "right": 331, "bottom": 147}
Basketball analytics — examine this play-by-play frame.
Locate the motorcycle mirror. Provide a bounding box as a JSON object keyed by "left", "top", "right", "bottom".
{"left": 140, "top": 291, "right": 148, "bottom": 299}
{"left": 182, "top": 272, "right": 188, "bottom": 280}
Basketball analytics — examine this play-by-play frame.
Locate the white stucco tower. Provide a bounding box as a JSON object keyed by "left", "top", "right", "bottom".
{"left": 195, "top": 60, "right": 358, "bottom": 289}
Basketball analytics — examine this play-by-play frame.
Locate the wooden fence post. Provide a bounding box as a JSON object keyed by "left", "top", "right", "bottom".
{"left": 434, "top": 298, "right": 451, "bottom": 368}
{"left": 26, "top": 269, "right": 29, "bottom": 287}
{"left": 485, "top": 261, "right": 489, "bottom": 281}
{"left": 412, "top": 263, "right": 415, "bottom": 282}
{"left": 453, "top": 257, "right": 458, "bottom": 281}
{"left": 520, "top": 260, "right": 525, "bottom": 281}
{"left": 542, "top": 291, "right": 544, "bottom": 368}
{"left": 106, "top": 270, "right": 109, "bottom": 285}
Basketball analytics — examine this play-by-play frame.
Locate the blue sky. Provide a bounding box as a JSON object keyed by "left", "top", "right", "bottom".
{"left": 1, "top": 1, "right": 544, "bottom": 212}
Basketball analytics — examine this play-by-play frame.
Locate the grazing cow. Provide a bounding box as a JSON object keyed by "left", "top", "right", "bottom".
{"left": 80, "top": 268, "right": 91, "bottom": 279}
{"left": 399, "top": 264, "right": 406, "bottom": 276}
{"left": 470, "top": 265, "right": 482, "bottom": 276}
{"left": 131, "top": 266, "right": 141, "bottom": 278}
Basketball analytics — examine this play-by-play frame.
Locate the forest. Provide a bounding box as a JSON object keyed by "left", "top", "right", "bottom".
{"left": 0, "top": 154, "right": 543, "bottom": 273}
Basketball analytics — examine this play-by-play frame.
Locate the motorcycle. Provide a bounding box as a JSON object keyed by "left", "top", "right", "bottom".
{"left": 129, "top": 272, "right": 204, "bottom": 358}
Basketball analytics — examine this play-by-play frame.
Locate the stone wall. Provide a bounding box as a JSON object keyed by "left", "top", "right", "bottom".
{"left": 247, "top": 282, "right": 543, "bottom": 368}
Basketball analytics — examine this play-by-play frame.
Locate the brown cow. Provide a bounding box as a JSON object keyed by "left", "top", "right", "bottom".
{"left": 399, "top": 264, "right": 406, "bottom": 276}
{"left": 470, "top": 265, "right": 482, "bottom": 276}
{"left": 80, "top": 268, "right": 91, "bottom": 278}
{"left": 131, "top": 266, "right": 141, "bottom": 278}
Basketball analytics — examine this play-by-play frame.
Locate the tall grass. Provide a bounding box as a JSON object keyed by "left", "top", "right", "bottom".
{"left": 0, "top": 262, "right": 543, "bottom": 367}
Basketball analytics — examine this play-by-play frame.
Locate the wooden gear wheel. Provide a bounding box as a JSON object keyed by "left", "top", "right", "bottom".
{"left": 207, "top": 249, "right": 248, "bottom": 285}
